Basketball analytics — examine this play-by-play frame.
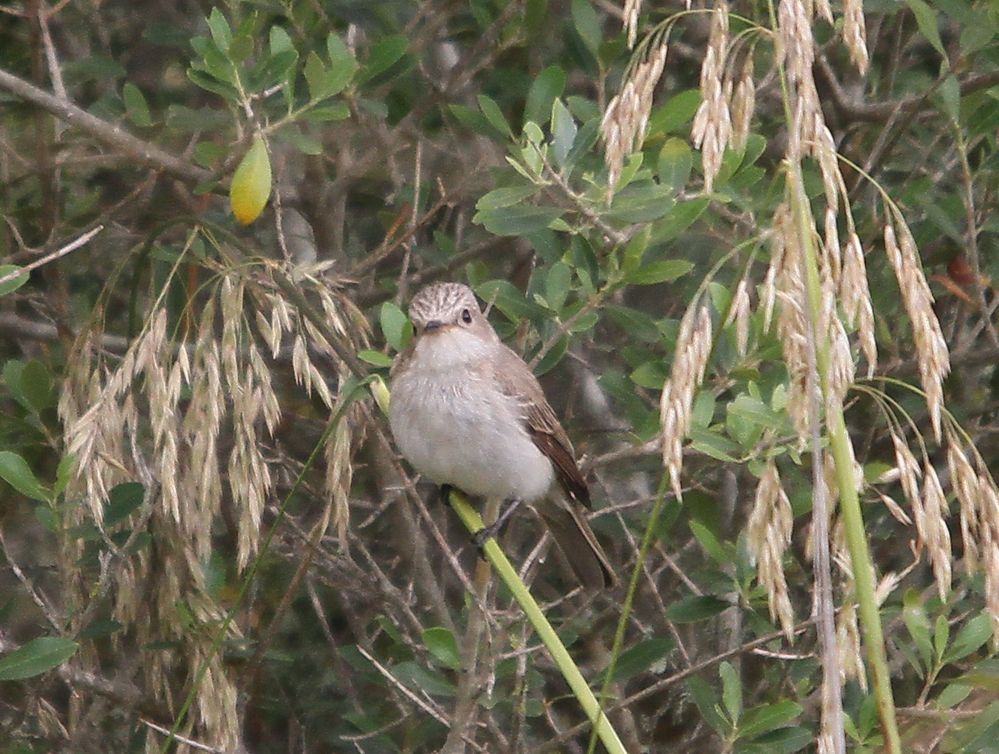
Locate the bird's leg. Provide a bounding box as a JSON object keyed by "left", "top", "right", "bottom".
{"left": 472, "top": 497, "right": 523, "bottom": 549}
{"left": 438, "top": 483, "right": 454, "bottom": 506}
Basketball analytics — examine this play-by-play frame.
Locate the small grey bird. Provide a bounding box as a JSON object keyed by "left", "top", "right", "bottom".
{"left": 389, "top": 281, "right": 615, "bottom": 588}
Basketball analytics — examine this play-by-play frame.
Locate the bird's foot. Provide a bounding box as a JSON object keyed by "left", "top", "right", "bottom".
{"left": 472, "top": 497, "right": 523, "bottom": 552}
{"left": 437, "top": 484, "right": 454, "bottom": 506}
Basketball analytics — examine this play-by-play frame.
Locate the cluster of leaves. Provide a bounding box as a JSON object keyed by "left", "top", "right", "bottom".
{"left": 1, "top": 0, "right": 999, "bottom": 752}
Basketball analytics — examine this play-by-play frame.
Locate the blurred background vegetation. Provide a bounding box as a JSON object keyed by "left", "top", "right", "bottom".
{"left": 1, "top": 0, "right": 998, "bottom": 752}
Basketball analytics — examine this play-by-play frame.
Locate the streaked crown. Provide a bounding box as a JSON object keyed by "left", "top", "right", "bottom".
{"left": 408, "top": 282, "right": 481, "bottom": 328}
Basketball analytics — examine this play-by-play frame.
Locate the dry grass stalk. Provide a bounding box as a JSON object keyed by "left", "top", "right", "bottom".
{"left": 659, "top": 304, "right": 712, "bottom": 499}
{"left": 747, "top": 461, "right": 795, "bottom": 638}
{"left": 691, "top": 2, "right": 731, "bottom": 193}
{"left": 883, "top": 218, "right": 951, "bottom": 441}
{"left": 600, "top": 40, "right": 668, "bottom": 191}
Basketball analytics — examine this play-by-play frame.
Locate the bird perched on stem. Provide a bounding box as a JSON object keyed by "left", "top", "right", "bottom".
{"left": 389, "top": 281, "right": 615, "bottom": 589}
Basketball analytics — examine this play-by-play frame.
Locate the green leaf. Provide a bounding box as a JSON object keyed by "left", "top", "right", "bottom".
{"left": 571, "top": 0, "right": 602, "bottom": 54}
{"left": 902, "top": 590, "right": 933, "bottom": 672}
{"left": 524, "top": 65, "right": 566, "bottom": 128}
{"left": 473, "top": 205, "right": 564, "bottom": 236}
{"left": 391, "top": 660, "right": 456, "bottom": 697}
{"left": 0, "top": 451, "right": 50, "bottom": 502}
{"left": 104, "top": 482, "right": 145, "bottom": 528}
{"left": 475, "top": 280, "right": 548, "bottom": 322}
{"left": 303, "top": 103, "right": 351, "bottom": 122}
{"left": 720, "top": 661, "right": 742, "bottom": 724}
{"left": 630, "top": 361, "right": 667, "bottom": 389}
{"left": 206, "top": 8, "right": 232, "bottom": 52}
{"left": 380, "top": 302, "right": 411, "bottom": 352}
{"left": 551, "top": 99, "right": 577, "bottom": 167}
{"left": 666, "top": 594, "right": 731, "bottom": 623}
{"left": 737, "top": 700, "right": 802, "bottom": 740}
{"left": 0, "top": 265, "right": 28, "bottom": 297}
{"left": 166, "top": 105, "right": 229, "bottom": 132}
{"left": 906, "top": 0, "right": 946, "bottom": 57}
{"left": 686, "top": 675, "right": 729, "bottom": 734}
{"left": 658, "top": 138, "right": 693, "bottom": 190}
{"left": 422, "top": 627, "right": 461, "bottom": 670}
{"left": 275, "top": 126, "right": 322, "bottom": 155}
{"left": 650, "top": 198, "right": 709, "bottom": 243}
{"left": 475, "top": 185, "right": 539, "bottom": 211}
{"left": 604, "top": 636, "right": 674, "bottom": 682}
{"left": 269, "top": 25, "right": 294, "bottom": 54}
{"left": 689, "top": 519, "right": 729, "bottom": 564}
{"left": 122, "top": 83, "right": 152, "bottom": 127}
{"left": 943, "top": 612, "right": 993, "bottom": 663}
{"left": 934, "top": 614, "right": 950, "bottom": 663}
{"left": 54, "top": 454, "right": 75, "bottom": 497}
{"left": 545, "top": 262, "right": 572, "bottom": 312}
{"left": 624, "top": 259, "right": 694, "bottom": 285}
{"left": 449, "top": 104, "right": 495, "bottom": 136}
{"left": 727, "top": 394, "right": 782, "bottom": 431}
{"left": 0, "top": 637, "right": 79, "bottom": 681}
{"left": 358, "top": 350, "right": 393, "bottom": 367}
{"left": 688, "top": 426, "right": 740, "bottom": 462}
{"left": 648, "top": 89, "right": 701, "bottom": 135}
{"left": 605, "top": 184, "right": 676, "bottom": 224}
{"left": 360, "top": 35, "right": 408, "bottom": 83}
{"left": 938, "top": 72, "right": 960, "bottom": 122}
{"left": 533, "top": 334, "right": 568, "bottom": 375}
{"left": 477, "top": 95, "right": 513, "bottom": 139}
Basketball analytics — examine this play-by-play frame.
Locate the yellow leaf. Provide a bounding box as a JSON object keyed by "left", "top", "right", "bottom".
{"left": 229, "top": 136, "right": 272, "bottom": 225}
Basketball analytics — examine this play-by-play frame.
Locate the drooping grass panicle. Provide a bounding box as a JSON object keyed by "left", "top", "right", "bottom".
{"left": 747, "top": 460, "right": 795, "bottom": 638}
{"left": 691, "top": 1, "right": 732, "bottom": 193}
{"left": 601, "top": 39, "right": 668, "bottom": 192}
{"left": 623, "top": 0, "right": 642, "bottom": 49}
{"left": 883, "top": 216, "right": 951, "bottom": 441}
{"left": 840, "top": 232, "right": 877, "bottom": 375}
{"left": 659, "top": 303, "right": 713, "bottom": 499}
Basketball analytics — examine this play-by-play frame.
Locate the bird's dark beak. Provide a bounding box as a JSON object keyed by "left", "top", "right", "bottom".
{"left": 424, "top": 320, "right": 442, "bottom": 333}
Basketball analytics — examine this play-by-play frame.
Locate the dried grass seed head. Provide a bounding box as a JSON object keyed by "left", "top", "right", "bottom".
{"left": 660, "top": 304, "right": 713, "bottom": 499}
{"left": 601, "top": 40, "right": 668, "bottom": 191}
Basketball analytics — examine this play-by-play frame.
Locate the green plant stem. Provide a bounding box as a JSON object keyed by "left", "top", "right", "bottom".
{"left": 789, "top": 166, "right": 901, "bottom": 754}
{"left": 446, "top": 491, "right": 628, "bottom": 754}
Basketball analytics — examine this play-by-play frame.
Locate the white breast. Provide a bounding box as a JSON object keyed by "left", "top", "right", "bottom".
{"left": 389, "top": 331, "right": 554, "bottom": 502}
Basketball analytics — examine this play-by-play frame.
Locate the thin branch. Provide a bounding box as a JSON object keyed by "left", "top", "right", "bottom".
{"left": 0, "top": 224, "right": 103, "bottom": 287}
{"left": 0, "top": 67, "right": 211, "bottom": 184}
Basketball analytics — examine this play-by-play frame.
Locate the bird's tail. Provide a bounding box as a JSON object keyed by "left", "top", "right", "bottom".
{"left": 539, "top": 501, "right": 616, "bottom": 589}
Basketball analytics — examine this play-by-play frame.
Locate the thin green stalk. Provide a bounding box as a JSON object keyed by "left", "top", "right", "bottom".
{"left": 588, "top": 475, "right": 671, "bottom": 754}
{"left": 788, "top": 167, "right": 901, "bottom": 753}
{"left": 446, "top": 491, "right": 628, "bottom": 754}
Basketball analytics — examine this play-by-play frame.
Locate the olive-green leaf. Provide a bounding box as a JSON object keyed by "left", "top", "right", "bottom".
{"left": 0, "top": 451, "right": 50, "bottom": 502}
{"left": 0, "top": 637, "right": 79, "bottom": 681}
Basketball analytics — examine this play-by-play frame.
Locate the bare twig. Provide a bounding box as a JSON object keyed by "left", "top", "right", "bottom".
{"left": 0, "top": 67, "right": 210, "bottom": 184}
{"left": 0, "top": 224, "right": 103, "bottom": 287}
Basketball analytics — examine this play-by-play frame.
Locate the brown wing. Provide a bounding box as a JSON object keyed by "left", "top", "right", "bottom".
{"left": 491, "top": 345, "right": 591, "bottom": 507}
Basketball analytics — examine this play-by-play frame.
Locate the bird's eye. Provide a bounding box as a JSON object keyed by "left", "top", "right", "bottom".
{"left": 461, "top": 309, "right": 473, "bottom": 324}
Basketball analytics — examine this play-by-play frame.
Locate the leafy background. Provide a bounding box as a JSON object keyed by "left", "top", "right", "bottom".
{"left": 1, "top": 0, "right": 999, "bottom": 752}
